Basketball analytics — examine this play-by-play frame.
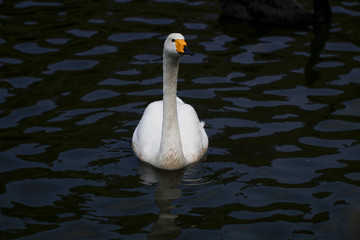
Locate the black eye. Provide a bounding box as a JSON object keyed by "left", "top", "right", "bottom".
{"left": 171, "top": 39, "right": 175, "bottom": 42}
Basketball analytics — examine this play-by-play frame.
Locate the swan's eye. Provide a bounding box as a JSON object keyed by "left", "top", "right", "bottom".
{"left": 171, "top": 39, "right": 175, "bottom": 42}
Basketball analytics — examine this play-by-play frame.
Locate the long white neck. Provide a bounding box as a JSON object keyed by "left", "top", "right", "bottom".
{"left": 157, "top": 52, "right": 186, "bottom": 169}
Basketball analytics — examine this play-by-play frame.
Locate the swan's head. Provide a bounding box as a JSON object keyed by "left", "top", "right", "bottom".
{"left": 164, "top": 33, "right": 193, "bottom": 57}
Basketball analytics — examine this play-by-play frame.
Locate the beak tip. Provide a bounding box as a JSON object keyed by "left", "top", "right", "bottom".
{"left": 182, "top": 46, "right": 194, "bottom": 56}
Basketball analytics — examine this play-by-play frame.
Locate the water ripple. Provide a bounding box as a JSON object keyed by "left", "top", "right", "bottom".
{"left": 14, "top": 42, "right": 58, "bottom": 55}
{"left": 81, "top": 89, "right": 120, "bottom": 102}
{"left": 46, "top": 38, "right": 71, "bottom": 45}
{"left": 331, "top": 68, "right": 360, "bottom": 85}
{"left": 0, "top": 100, "right": 56, "bottom": 129}
{"left": 0, "top": 57, "right": 23, "bottom": 65}
{"left": 333, "top": 98, "right": 360, "bottom": 116}
{"left": 123, "top": 17, "right": 175, "bottom": 25}
{"left": 75, "top": 45, "right": 117, "bottom": 56}
{"left": 0, "top": 76, "right": 42, "bottom": 88}
{"left": 314, "top": 120, "right": 360, "bottom": 132}
{"left": 66, "top": 29, "right": 98, "bottom": 38}
{"left": 326, "top": 42, "right": 360, "bottom": 52}
{"left": 44, "top": 59, "right": 99, "bottom": 73}
{"left": 108, "top": 32, "right": 160, "bottom": 42}
{"left": 199, "top": 35, "right": 235, "bottom": 51}
{"left": 14, "top": 1, "right": 62, "bottom": 9}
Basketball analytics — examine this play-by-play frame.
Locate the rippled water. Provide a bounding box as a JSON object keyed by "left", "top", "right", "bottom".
{"left": 1, "top": 0, "right": 360, "bottom": 239}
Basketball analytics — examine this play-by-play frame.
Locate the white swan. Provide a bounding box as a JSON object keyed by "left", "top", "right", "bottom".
{"left": 132, "top": 33, "right": 208, "bottom": 170}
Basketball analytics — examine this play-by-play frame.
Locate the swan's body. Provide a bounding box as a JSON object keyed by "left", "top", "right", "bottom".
{"left": 220, "top": 0, "right": 331, "bottom": 26}
{"left": 132, "top": 33, "right": 208, "bottom": 170}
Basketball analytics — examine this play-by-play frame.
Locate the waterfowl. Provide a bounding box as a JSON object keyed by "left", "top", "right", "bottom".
{"left": 219, "top": 0, "right": 332, "bottom": 26}
{"left": 132, "top": 33, "right": 208, "bottom": 171}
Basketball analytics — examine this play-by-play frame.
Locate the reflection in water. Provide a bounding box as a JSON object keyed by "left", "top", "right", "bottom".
{"left": 346, "top": 205, "right": 360, "bottom": 240}
{"left": 305, "top": 23, "right": 331, "bottom": 86}
{"left": 139, "top": 163, "right": 184, "bottom": 240}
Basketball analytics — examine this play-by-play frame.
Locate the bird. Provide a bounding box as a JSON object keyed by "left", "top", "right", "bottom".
{"left": 219, "top": 0, "right": 332, "bottom": 26}
{"left": 132, "top": 33, "right": 208, "bottom": 171}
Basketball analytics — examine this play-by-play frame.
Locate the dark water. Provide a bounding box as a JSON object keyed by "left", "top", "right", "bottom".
{"left": 1, "top": 0, "right": 360, "bottom": 239}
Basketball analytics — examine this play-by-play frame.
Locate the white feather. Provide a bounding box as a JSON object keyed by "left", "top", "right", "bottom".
{"left": 132, "top": 33, "right": 208, "bottom": 170}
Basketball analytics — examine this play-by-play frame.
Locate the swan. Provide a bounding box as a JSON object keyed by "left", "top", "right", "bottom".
{"left": 132, "top": 33, "right": 208, "bottom": 170}
{"left": 219, "top": 0, "right": 331, "bottom": 26}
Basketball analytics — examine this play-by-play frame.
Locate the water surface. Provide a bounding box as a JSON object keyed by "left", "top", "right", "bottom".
{"left": 1, "top": 0, "right": 360, "bottom": 239}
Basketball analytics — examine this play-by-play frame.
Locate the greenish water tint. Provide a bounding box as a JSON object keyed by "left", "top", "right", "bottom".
{"left": 1, "top": 0, "right": 360, "bottom": 239}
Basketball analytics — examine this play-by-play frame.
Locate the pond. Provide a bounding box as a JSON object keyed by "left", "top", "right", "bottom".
{"left": 1, "top": 0, "right": 360, "bottom": 239}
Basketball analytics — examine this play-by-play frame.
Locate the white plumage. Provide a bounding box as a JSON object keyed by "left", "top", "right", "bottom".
{"left": 132, "top": 33, "right": 208, "bottom": 170}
